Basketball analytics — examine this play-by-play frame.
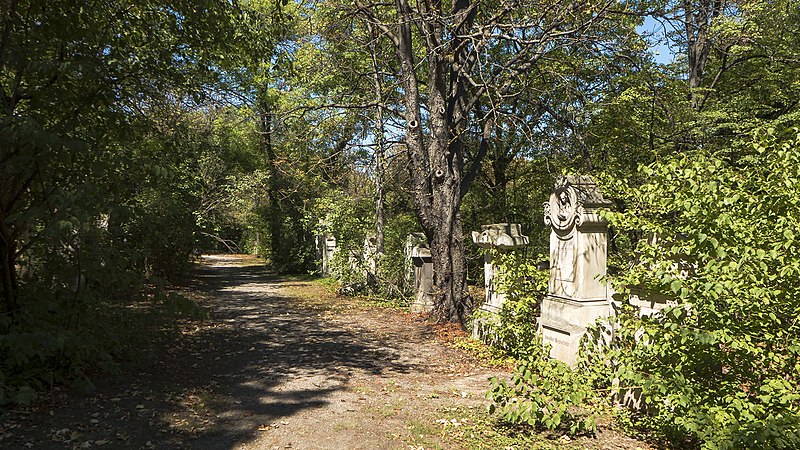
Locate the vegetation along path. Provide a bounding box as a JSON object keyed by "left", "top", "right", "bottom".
{"left": 1, "top": 255, "right": 648, "bottom": 449}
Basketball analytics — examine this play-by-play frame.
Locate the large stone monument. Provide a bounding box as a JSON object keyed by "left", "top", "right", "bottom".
{"left": 538, "top": 176, "right": 613, "bottom": 366}
{"left": 471, "top": 223, "right": 529, "bottom": 339}
{"left": 408, "top": 234, "right": 435, "bottom": 313}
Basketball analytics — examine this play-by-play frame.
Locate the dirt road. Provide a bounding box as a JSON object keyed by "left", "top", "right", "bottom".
{"left": 0, "top": 254, "right": 648, "bottom": 450}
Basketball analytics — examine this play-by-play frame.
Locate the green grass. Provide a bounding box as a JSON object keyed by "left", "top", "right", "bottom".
{"left": 430, "top": 405, "right": 589, "bottom": 450}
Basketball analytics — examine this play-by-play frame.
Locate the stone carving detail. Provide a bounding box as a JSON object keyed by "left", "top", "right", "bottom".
{"left": 543, "top": 175, "right": 609, "bottom": 239}
{"left": 471, "top": 223, "right": 529, "bottom": 249}
{"left": 544, "top": 183, "right": 580, "bottom": 237}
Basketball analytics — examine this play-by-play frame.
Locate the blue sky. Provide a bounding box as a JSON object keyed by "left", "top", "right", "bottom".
{"left": 637, "top": 15, "right": 678, "bottom": 64}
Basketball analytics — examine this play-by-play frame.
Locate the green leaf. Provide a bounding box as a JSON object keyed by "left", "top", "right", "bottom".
{"left": 670, "top": 279, "right": 682, "bottom": 294}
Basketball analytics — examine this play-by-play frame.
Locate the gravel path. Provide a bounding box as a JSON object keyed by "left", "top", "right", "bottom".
{"left": 1, "top": 254, "right": 650, "bottom": 450}
{"left": 0, "top": 255, "right": 503, "bottom": 449}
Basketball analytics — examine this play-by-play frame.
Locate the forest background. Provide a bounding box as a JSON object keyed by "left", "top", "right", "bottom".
{"left": 1, "top": 0, "right": 799, "bottom": 448}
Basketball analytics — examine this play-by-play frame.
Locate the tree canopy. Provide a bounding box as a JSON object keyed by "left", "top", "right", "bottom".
{"left": 2, "top": 0, "right": 799, "bottom": 446}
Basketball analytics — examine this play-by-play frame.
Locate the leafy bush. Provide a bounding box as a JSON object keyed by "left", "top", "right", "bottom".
{"left": 598, "top": 128, "right": 800, "bottom": 449}
{"left": 488, "top": 339, "right": 600, "bottom": 435}
{"left": 472, "top": 250, "right": 548, "bottom": 359}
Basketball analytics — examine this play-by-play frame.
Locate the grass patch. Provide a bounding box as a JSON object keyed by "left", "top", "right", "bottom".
{"left": 433, "top": 405, "right": 587, "bottom": 450}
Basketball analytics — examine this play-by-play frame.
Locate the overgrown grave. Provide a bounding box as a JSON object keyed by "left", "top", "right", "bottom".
{"left": 470, "top": 223, "right": 530, "bottom": 340}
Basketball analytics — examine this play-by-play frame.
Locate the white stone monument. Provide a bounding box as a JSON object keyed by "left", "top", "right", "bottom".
{"left": 538, "top": 175, "right": 614, "bottom": 366}
{"left": 471, "top": 223, "right": 529, "bottom": 339}
{"left": 319, "top": 234, "right": 336, "bottom": 276}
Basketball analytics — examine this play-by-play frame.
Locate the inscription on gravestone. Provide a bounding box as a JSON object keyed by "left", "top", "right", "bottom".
{"left": 556, "top": 240, "right": 574, "bottom": 283}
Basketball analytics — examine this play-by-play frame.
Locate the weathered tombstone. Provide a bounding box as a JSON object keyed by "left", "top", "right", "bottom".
{"left": 363, "top": 234, "right": 378, "bottom": 277}
{"left": 471, "top": 223, "right": 529, "bottom": 338}
{"left": 538, "top": 175, "right": 614, "bottom": 366}
{"left": 404, "top": 233, "right": 427, "bottom": 292}
{"left": 319, "top": 234, "right": 336, "bottom": 275}
{"left": 409, "top": 236, "right": 435, "bottom": 313}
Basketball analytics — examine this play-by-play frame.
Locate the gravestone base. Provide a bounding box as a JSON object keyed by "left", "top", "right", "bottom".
{"left": 539, "top": 295, "right": 612, "bottom": 366}
{"left": 410, "top": 292, "right": 435, "bottom": 313}
{"left": 471, "top": 301, "right": 503, "bottom": 340}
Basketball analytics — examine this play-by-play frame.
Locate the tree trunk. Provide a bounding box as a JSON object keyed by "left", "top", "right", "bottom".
{"left": 0, "top": 239, "right": 18, "bottom": 320}
{"left": 368, "top": 23, "right": 386, "bottom": 259}
{"left": 428, "top": 202, "right": 470, "bottom": 323}
{"left": 355, "top": 0, "right": 608, "bottom": 323}
{"left": 258, "top": 94, "right": 282, "bottom": 267}
{"left": 390, "top": 0, "right": 475, "bottom": 324}
{"left": 683, "top": 0, "right": 724, "bottom": 110}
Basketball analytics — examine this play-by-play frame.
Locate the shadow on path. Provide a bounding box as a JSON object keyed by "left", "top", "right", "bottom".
{"left": 152, "top": 258, "right": 420, "bottom": 448}
{"left": 3, "top": 255, "right": 420, "bottom": 449}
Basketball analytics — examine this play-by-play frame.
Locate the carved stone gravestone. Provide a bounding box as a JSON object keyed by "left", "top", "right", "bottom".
{"left": 471, "top": 223, "right": 529, "bottom": 338}
{"left": 538, "top": 176, "right": 613, "bottom": 366}
{"left": 319, "top": 234, "right": 336, "bottom": 276}
{"left": 404, "top": 233, "right": 426, "bottom": 293}
{"left": 409, "top": 237, "right": 434, "bottom": 313}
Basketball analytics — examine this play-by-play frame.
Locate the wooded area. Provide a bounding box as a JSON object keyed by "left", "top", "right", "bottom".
{"left": 1, "top": 0, "right": 799, "bottom": 448}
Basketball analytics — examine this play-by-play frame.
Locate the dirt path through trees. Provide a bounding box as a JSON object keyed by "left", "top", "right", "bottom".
{"left": 1, "top": 254, "right": 646, "bottom": 449}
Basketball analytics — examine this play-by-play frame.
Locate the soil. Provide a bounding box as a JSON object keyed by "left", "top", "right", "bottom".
{"left": 0, "top": 254, "right": 652, "bottom": 450}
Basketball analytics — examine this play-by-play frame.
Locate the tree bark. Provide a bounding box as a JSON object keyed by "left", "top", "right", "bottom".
{"left": 391, "top": 0, "right": 475, "bottom": 324}
{"left": 258, "top": 93, "right": 282, "bottom": 268}
{"left": 683, "top": 0, "right": 725, "bottom": 110}
{"left": 367, "top": 23, "right": 386, "bottom": 260}
{"left": 0, "top": 212, "right": 19, "bottom": 320}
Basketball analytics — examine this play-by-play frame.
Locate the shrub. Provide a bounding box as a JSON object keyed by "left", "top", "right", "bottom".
{"left": 599, "top": 128, "right": 800, "bottom": 449}
{"left": 472, "top": 250, "right": 548, "bottom": 359}
{"left": 488, "top": 339, "right": 600, "bottom": 436}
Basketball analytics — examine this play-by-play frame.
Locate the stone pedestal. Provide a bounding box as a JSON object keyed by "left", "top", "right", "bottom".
{"left": 318, "top": 234, "right": 336, "bottom": 275}
{"left": 363, "top": 234, "right": 378, "bottom": 277}
{"left": 471, "top": 223, "right": 529, "bottom": 337}
{"left": 409, "top": 238, "right": 434, "bottom": 313}
{"left": 538, "top": 176, "right": 613, "bottom": 366}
